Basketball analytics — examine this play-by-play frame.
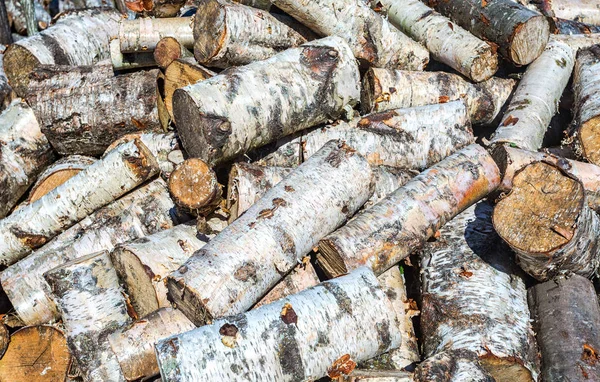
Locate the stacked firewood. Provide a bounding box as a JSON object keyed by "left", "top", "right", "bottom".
{"left": 1, "top": 0, "right": 600, "bottom": 381}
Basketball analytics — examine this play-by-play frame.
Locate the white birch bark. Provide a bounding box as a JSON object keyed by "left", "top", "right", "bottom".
{"left": 0, "top": 178, "right": 185, "bottom": 326}
{"left": 0, "top": 99, "right": 54, "bottom": 219}
{"left": 44, "top": 251, "right": 131, "bottom": 382}
{"left": 156, "top": 267, "right": 403, "bottom": 381}
{"left": 119, "top": 17, "right": 194, "bottom": 53}
{"left": 57, "top": 0, "right": 115, "bottom": 12}
{"left": 166, "top": 140, "right": 374, "bottom": 325}
{"left": 318, "top": 144, "right": 501, "bottom": 277}
{"left": 109, "top": 307, "right": 195, "bottom": 381}
{"left": 361, "top": 68, "right": 516, "bottom": 125}
{"left": 246, "top": 131, "right": 303, "bottom": 167}
{"left": 372, "top": 0, "right": 498, "bottom": 82}
{"left": 489, "top": 39, "right": 575, "bottom": 151}
{"left": 271, "top": 0, "right": 428, "bottom": 70}
{"left": 174, "top": 36, "right": 360, "bottom": 166}
{"left": 552, "top": 34, "right": 600, "bottom": 52}
{"left": 110, "top": 38, "right": 157, "bottom": 70}
{"left": 536, "top": 0, "right": 600, "bottom": 26}
{"left": 253, "top": 262, "right": 320, "bottom": 308}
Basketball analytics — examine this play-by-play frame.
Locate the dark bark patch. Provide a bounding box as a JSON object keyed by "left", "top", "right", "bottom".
{"left": 284, "top": 185, "right": 295, "bottom": 192}
{"left": 10, "top": 227, "right": 48, "bottom": 249}
{"left": 300, "top": 46, "right": 339, "bottom": 81}
{"left": 417, "top": 10, "right": 434, "bottom": 21}
{"left": 233, "top": 262, "right": 257, "bottom": 282}
{"left": 278, "top": 325, "right": 304, "bottom": 380}
{"left": 327, "top": 354, "right": 356, "bottom": 378}
{"left": 376, "top": 320, "right": 392, "bottom": 353}
{"left": 40, "top": 34, "right": 70, "bottom": 65}
{"left": 280, "top": 303, "right": 298, "bottom": 325}
{"left": 201, "top": 114, "right": 231, "bottom": 151}
{"left": 219, "top": 323, "right": 238, "bottom": 337}
{"left": 322, "top": 281, "right": 353, "bottom": 316}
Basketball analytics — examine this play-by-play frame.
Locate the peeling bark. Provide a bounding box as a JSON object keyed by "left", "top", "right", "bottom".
{"left": 167, "top": 140, "right": 374, "bottom": 325}
{"left": 168, "top": 158, "right": 222, "bottom": 216}
{"left": 156, "top": 267, "right": 402, "bottom": 381}
{"left": 361, "top": 68, "right": 515, "bottom": 124}
{"left": 119, "top": 17, "right": 194, "bottom": 53}
{"left": 318, "top": 144, "right": 500, "bottom": 277}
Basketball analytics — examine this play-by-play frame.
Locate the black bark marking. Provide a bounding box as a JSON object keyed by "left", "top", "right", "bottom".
{"left": 278, "top": 324, "right": 305, "bottom": 380}
{"left": 375, "top": 319, "right": 392, "bottom": 353}
{"left": 322, "top": 281, "right": 353, "bottom": 316}
{"left": 40, "top": 34, "right": 70, "bottom": 65}
{"left": 201, "top": 114, "right": 232, "bottom": 151}
{"left": 219, "top": 323, "right": 238, "bottom": 337}
{"left": 300, "top": 46, "right": 340, "bottom": 81}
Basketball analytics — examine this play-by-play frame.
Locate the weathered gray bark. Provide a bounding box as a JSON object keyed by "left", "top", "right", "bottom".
{"left": 4, "top": 0, "right": 50, "bottom": 36}
{"left": 0, "top": 0, "right": 11, "bottom": 45}
{"left": 174, "top": 36, "right": 360, "bottom": 165}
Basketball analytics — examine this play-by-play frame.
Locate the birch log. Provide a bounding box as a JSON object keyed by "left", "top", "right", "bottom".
{"left": 537, "top": 0, "right": 600, "bottom": 26}
{"left": 427, "top": 0, "right": 550, "bottom": 65}
{"left": 253, "top": 262, "right": 320, "bottom": 308}
{"left": 414, "top": 350, "right": 496, "bottom": 382}
{"left": 361, "top": 68, "right": 516, "bottom": 124}
{"left": 119, "top": 17, "right": 193, "bottom": 53}
{"left": 3, "top": 9, "right": 121, "bottom": 96}
{"left": 372, "top": 0, "right": 498, "bottom": 82}
{"left": 245, "top": 131, "right": 303, "bottom": 167}
{"left": 0, "top": 99, "right": 54, "bottom": 219}
{"left": 551, "top": 18, "right": 600, "bottom": 35}
{"left": 420, "top": 202, "right": 540, "bottom": 382}
{"left": 156, "top": 267, "right": 402, "bottom": 381}
{"left": 270, "top": 0, "right": 428, "bottom": 70}
{"left": 1, "top": 179, "right": 186, "bottom": 326}
{"left": 193, "top": 0, "right": 305, "bottom": 68}
{"left": 528, "top": 274, "right": 600, "bottom": 381}
{"left": 489, "top": 39, "right": 575, "bottom": 151}
{"left": 167, "top": 141, "right": 373, "bottom": 325}
{"left": 552, "top": 33, "right": 600, "bottom": 51}
{"left": 4, "top": 0, "right": 51, "bottom": 36}
{"left": 168, "top": 158, "right": 222, "bottom": 216}
{"left": 174, "top": 36, "right": 360, "bottom": 166}
{"left": 44, "top": 251, "right": 131, "bottom": 382}
{"left": 0, "top": 139, "right": 159, "bottom": 266}
{"left": 109, "top": 308, "right": 195, "bottom": 381}
{"left": 110, "top": 39, "right": 157, "bottom": 71}
{"left": 493, "top": 161, "right": 600, "bottom": 280}
{"left": 318, "top": 144, "right": 501, "bottom": 278}
{"left": 154, "top": 36, "right": 193, "bottom": 69}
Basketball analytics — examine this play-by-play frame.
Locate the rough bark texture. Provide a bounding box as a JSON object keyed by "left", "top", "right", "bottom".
{"left": 119, "top": 17, "right": 194, "bottom": 53}
{"left": 0, "top": 325, "right": 72, "bottom": 381}
{"left": 154, "top": 36, "right": 193, "bottom": 69}
{"left": 109, "top": 307, "right": 195, "bottom": 381}
{"left": 0, "top": 99, "right": 54, "bottom": 219}
{"left": 25, "top": 63, "right": 161, "bottom": 156}
{"left": 493, "top": 161, "right": 600, "bottom": 280}
{"left": 44, "top": 251, "right": 131, "bottom": 382}
{"left": 111, "top": 222, "right": 209, "bottom": 319}
{"left": 551, "top": 18, "right": 600, "bottom": 35}
{"left": 427, "top": 0, "right": 550, "bottom": 65}
{"left": 156, "top": 267, "right": 403, "bottom": 381}
{"left": 420, "top": 202, "right": 540, "bottom": 382}
{"left": 537, "top": 0, "right": 600, "bottom": 26}
{"left": 168, "top": 158, "right": 222, "bottom": 216}
{"left": 253, "top": 262, "right": 320, "bottom": 308}
{"left": 0, "top": 139, "right": 159, "bottom": 266}
{"left": 3, "top": 9, "right": 121, "bottom": 96}
{"left": 552, "top": 33, "right": 600, "bottom": 51}
{"left": 489, "top": 39, "right": 575, "bottom": 151}
{"left": 271, "top": 0, "right": 428, "bottom": 70}
{"left": 174, "top": 36, "right": 360, "bottom": 166}
{"left": 361, "top": 68, "right": 516, "bottom": 125}
{"left": 57, "top": 0, "right": 115, "bottom": 12}
{"left": 318, "top": 144, "right": 500, "bottom": 277}
{"left": 414, "top": 350, "right": 496, "bottom": 382}
{"left": 5, "top": 0, "right": 51, "bottom": 36}
{"left": 373, "top": 0, "right": 497, "bottom": 82}
{"left": 124, "top": 0, "right": 185, "bottom": 17}
{"left": 194, "top": 0, "right": 305, "bottom": 68}
{"left": 0, "top": 178, "right": 186, "bottom": 326}
{"left": 0, "top": 46, "right": 12, "bottom": 110}
{"left": 0, "top": 0, "right": 13, "bottom": 45}
{"left": 528, "top": 274, "right": 600, "bottom": 381}
{"left": 167, "top": 141, "right": 374, "bottom": 325}
{"left": 245, "top": 131, "right": 303, "bottom": 167}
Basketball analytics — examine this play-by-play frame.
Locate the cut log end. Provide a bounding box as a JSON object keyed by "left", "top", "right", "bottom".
{"left": 480, "top": 356, "right": 534, "bottom": 382}
{"left": 470, "top": 48, "right": 499, "bottom": 83}
{"left": 493, "top": 161, "right": 584, "bottom": 254}
{"left": 193, "top": 0, "right": 226, "bottom": 64}
{"left": 168, "top": 158, "right": 222, "bottom": 215}
{"left": 579, "top": 116, "right": 600, "bottom": 166}
{"left": 3, "top": 44, "right": 39, "bottom": 95}
{"left": 166, "top": 274, "right": 212, "bottom": 326}
{"left": 510, "top": 16, "right": 550, "bottom": 65}
{"left": 318, "top": 239, "right": 349, "bottom": 278}
{"left": 154, "top": 37, "right": 184, "bottom": 69}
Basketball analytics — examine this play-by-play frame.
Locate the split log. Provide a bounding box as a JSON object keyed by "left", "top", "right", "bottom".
{"left": 156, "top": 267, "right": 402, "bottom": 381}
{"left": 108, "top": 308, "right": 195, "bottom": 381}
{"left": 245, "top": 131, "right": 303, "bottom": 167}
{"left": 44, "top": 251, "right": 131, "bottom": 382}
{"left": 420, "top": 201, "right": 540, "bottom": 381}
{"left": 174, "top": 36, "right": 360, "bottom": 166}
{"left": 0, "top": 178, "right": 187, "bottom": 326}
{"left": 493, "top": 161, "right": 600, "bottom": 280}
{"left": 168, "top": 158, "right": 222, "bottom": 216}
{"left": 3, "top": 9, "right": 121, "bottom": 96}
{"left": 111, "top": 222, "right": 209, "bottom": 319}
{"left": 372, "top": 0, "right": 498, "bottom": 82}
{"left": 253, "top": 262, "right": 320, "bottom": 308}
{"left": 233, "top": 0, "right": 270, "bottom": 10}
{"left": 427, "top": 0, "right": 550, "bottom": 65}
{"left": 361, "top": 68, "right": 516, "bottom": 125}
{"left": 528, "top": 274, "right": 600, "bottom": 381}
{"left": 318, "top": 144, "right": 500, "bottom": 278}
{"left": 154, "top": 36, "right": 193, "bottom": 69}
{"left": 536, "top": 0, "right": 600, "bottom": 26}
{"left": 489, "top": 39, "right": 575, "bottom": 151}
{"left": 119, "top": 17, "right": 193, "bottom": 53}
{"left": 167, "top": 140, "right": 373, "bottom": 325}
{"left": 0, "top": 139, "right": 159, "bottom": 266}
{"left": 414, "top": 350, "right": 495, "bottom": 382}
{"left": 193, "top": 0, "right": 305, "bottom": 68}
{"left": 25, "top": 63, "right": 161, "bottom": 156}
{"left": 0, "top": 99, "right": 54, "bottom": 219}
{"left": 551, "top": 18, "right": 600, "bottom": 35}
{"left": 0, "top": 325, "right": 72, "bottom": 381}
{"left": 110, "top": 39, "right": 157, "bottom": 70}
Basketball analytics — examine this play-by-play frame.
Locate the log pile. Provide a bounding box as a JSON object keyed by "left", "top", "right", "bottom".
{"left": 3, "top": 1, "right": 600, "bottom": 381}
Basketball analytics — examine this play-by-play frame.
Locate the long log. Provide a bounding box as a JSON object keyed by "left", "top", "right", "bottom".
{"left": 193, "top": 0, "right": 305, "bottom": 68}
{"left": 426, "top": 0, "right": 550, "bottom": 65}
{"left": 167, "top": 140, "right": 374, "bottom": 325}
{"left": 119, "top": 17, "right": 193, "bottom": 53}
{"left": 536, "top": 0, "right": 600, "bottom": 26}
{"left": 0, "top": 178, "right": 187, "bottom": 326}
{"left": 361, "top": 68, "right": 516, "bottom": 124}
{"left": 420, "top": 201, "right": 540, "bottom": 381}
{"left": 489, "top": 38, "right": 575, "bottom": 151}
{"left": 371, "top": 0, "right": 498, "bottom": 82}
{"left": 156, "top": 267, "right": 402, "bottom": 381}
{"left": 528, "top": 274, "right": 600, "bottom": 381}
{"left": 414, "top": 350, "right": 495, "bottom": 382}
{"left": 493, "top": 161, "right": 600, "bottom": 280}
{"left": 552, "top": 33, "right": 600, "bottom": 51}
{"left": 317, "top": 144, "right": 500, "bottom": 278}
{"left": 3, "top": 9, "right": 121, "bottom": 96}
{"left": 174, "top": 36, "right": 360, "bottom": 166}
{"left": 44, "top": 251, "right": 131, "bottom": 382}
{"left": 0, "top": 99, "right": 54, "bottom": 219}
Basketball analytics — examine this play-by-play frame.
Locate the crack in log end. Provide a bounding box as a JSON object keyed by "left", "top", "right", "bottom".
{"left": 375, "top": 320, "right": 392, "bottom": 354}
{"left": 300, "top": 46, "right": 340, "bottom": 81}
{"left": 233, "top": 262, "right": 257, "bottom": 282}
{"left": 322, "top": 281, "right": 353, "bottom": 316}
{"left": 280, "top": 303, "right": 298, "bottom": 325}
{"left": 124, "top": 139, "right": 155, "bottom": 181}
{"left": 582, "top": 343, "right": 600, "bottom": 365}
{"left": 9, "top": 227, "right": 48, "bottom": 250}
{"left": 278, "top": 325, "right": 305, "bottom": 380}
{"left": 327, "top": 354, "right": 357, "bottom": 378}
